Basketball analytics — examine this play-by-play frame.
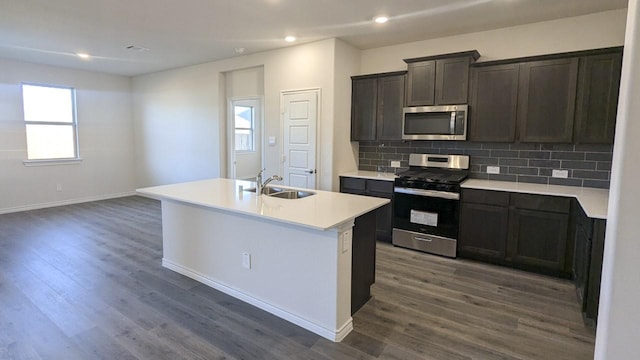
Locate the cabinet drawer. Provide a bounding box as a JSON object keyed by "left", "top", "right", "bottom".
{"left": 366, "top": 180, "right": 394, "bottom": 195}
{"left": 462, "top": 189, "right": 509, "bottom": 206}
{"left": 511, "top": 193, "right": 571, "bottom": 213}
{"left": 340, "top": 177, "right": 366, "bottom": 194}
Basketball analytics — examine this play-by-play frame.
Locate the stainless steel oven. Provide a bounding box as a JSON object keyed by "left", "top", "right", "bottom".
{"left": 392, "top": 154, "right": 469, "bottom": 258}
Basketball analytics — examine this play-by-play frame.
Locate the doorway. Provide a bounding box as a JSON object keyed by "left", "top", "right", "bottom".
{"left": 228, "top": 97, "right": 263, "bottom": 180}
{"left": 281, "top": 89, "right": 319, "bottom": 189}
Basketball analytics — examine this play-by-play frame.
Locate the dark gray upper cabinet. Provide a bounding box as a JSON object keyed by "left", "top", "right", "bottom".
{"left": 435, "top": 57, "right": 473, "bottom": 105}
{"left": 405, "top": 60, "right": 436, "bottom": 106}
{"left": 350, "top": 77, "right": 378, "bottom": 141}
{"left": 351, "top": 72, "right": 406, "bottom": 141}
{"left": 468, "top": 47, "right": 622, "bottom": 144}
{"left": 404, "top": 50, "right": 480, "bottom": 106}
{"left": 517, "top": 58, "right": 579, "bottom": 143}
{"left": 469, "top": 64, "right": 520, "bottom": 142}
{"left": 377, "top": 75, "right": 406, "bottom": 140}
{"left": 574, "top": 51, "right": 623, "bottom": 144}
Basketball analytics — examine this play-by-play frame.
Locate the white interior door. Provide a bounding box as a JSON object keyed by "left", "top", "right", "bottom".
{"left": 282, "top": 90, "right": 318, "bottom": 189}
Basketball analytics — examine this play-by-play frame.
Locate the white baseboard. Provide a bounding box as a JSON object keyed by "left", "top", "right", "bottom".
{"left": 0, "top": 191, "right": 138, "bottom": 214}
{"left": 162, "top": 258, "right": 353, "bottom": 342}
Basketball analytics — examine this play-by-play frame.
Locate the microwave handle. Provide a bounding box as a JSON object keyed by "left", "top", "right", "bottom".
{"left": 450, "top": 112, "right": 456, "bottom": 134}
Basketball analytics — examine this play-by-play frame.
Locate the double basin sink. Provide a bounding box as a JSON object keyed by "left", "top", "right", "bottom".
{"left": 244, "top": 186, "right": 315, "bottom": 199}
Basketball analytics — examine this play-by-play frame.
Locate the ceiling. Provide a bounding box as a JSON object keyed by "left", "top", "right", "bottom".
{"left": 0, "top": 0, "right": 628, "bottom": 77}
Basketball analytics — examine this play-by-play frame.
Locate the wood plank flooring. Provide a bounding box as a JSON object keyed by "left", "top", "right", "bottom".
{"left": 0, "top": 196, "right": 595, "bottom": 359}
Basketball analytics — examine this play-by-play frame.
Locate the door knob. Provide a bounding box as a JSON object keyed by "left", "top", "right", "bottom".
{"left": 305, "top": 169, "right": 316, "bottom": 174}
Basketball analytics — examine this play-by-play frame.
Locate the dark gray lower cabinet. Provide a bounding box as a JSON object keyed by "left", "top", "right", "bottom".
{"left": 573, "top": 203, "right": 607, "bottom": 326}
{"left": 507, "top": 194, "right": 571, "bottom": 275}
{"left": 459, "top": 189, "right": 572, "bottom": 277}
{"left": 340, "top": 176, "right": 393, "bottom": 242}
{"left": 351, "top": 210, "right": 376, "bottom": 314}
{"left": 458, "top": 190, "right": 509, "bottom": 262}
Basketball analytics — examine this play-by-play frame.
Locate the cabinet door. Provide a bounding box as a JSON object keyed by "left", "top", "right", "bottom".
{"left": 436, "top": 57, "right": 471, "bottom": 105}
{"left": 469, "top": 64, "right": 519, "bottom": 142}
{"left": 377, "top": 75, "right": 405, "bottom": 140}
{"left": 508, "top": 208, "right": 570, "bottom": 273}
{"left": 366, "top": 179, "right": 394, "bottom": 242}
{"left": 574, "top": 52, "right": 622, "bottom": 144}
{"left": 340, "top": 177, "right": 366, "bottom": 195}
{"left": 459, "top": 202, "right": 509, "bottom": 262}
{"left": 351, "top": 78, "right": 377, "bottom": 141}
{"left": 585, "top": 220, "right": 606, "bottom": 322}
{"left": 517, "top": 58, "right": 579, "bottom": 143}
{"left": 405, "top": 60, "right": 435, "bottom": 106}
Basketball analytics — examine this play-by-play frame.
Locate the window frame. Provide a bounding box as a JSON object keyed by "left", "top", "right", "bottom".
{"left": 21, "top": 83, "right": 82, "bottom": 166}
{"left": 234, "top": 104, "right": 255, "bottom": 153}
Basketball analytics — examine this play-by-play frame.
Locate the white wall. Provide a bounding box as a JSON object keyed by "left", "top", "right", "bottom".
{"left": 0, "top": 58, "right": 135, "bottom": 213}
{"left": 332, "top": 39, "right": 361, "bottom": 191}
{"left": 133, "top": 39, "right": 338, "bottom": 190}
{"left": 225, "top": 66, "right": 265, "bottom": 180}
{"left": 595, "top": 1, "right": 640, "bottom": 359}
{"left": 360, "top": 9, "right": 627, "bottom": 74}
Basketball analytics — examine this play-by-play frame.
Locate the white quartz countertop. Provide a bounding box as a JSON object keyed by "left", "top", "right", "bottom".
{"left": 462, "top": 179, "right": 609, "bottom": 219}
{"left": 137, "top": 178, "right": 389, "bottom": 231}
{"left": 339, "top": 171, "right": 397, "bottom": 181}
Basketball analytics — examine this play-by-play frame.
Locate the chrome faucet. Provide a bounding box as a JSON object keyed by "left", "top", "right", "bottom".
{"left": 261, "top": 175, "right": 283, "bottom": 194}
{"left": 256, "top": 169, "right": 282, "bottom": 194}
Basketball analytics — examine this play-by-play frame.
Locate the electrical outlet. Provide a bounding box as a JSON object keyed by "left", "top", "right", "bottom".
{"left": 56, "top": 183, "right": 62, "bottom": 191}
{"left": 486, "top": 166, "right": 500, "bottom": 174}
{"left": 390, "top": 161, "right": 401, "bottom": 168}
{"left": 341, "top": 229, "right": 352, "bottom": 253}
{"left": 242, "top": 252, "right": 251, "bottom": 269}
{"left": 552, "top": 169, "right": 569, "bottom": 178}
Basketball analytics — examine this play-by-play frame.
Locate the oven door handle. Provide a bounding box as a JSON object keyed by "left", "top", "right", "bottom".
{"left": 394, "top": 187, "right": 460, "bottom": 200}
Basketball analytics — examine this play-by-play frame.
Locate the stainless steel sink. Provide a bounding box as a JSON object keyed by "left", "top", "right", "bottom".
{"left": 268, "top": 190, "right": 315, "bottom": 199}
{"left": 243, "top": 186, "right": 315, "bottom": 199}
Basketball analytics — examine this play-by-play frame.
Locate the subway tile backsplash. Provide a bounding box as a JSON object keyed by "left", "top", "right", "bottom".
{"left": 358, "top": 140, "right": 613, "bottom": 189}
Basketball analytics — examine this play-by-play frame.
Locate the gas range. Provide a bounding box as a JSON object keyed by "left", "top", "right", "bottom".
{"left": 392, "top": 153, "right": 470, "bottom": 258}
{"left": 394, "top": 154, "right": 470, "bottom": 195}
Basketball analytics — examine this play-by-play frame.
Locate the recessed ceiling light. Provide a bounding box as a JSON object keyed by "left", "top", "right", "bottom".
{"left": 76, "top": 52, "right": 91, "bottom": 59}
{"left": 374, "top": 16, "right": 389, "bottom": 24}
{"left": 285, "top": 36, "right": 296, "bottom": 42}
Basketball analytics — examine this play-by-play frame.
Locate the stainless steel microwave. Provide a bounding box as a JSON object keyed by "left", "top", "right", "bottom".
{"left": 402, "top": 105, "right": 468, "bottom": 141}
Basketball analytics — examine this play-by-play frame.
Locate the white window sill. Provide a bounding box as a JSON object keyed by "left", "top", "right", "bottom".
{"left": 23, "top": 158, "right": 83, "bottom": 167}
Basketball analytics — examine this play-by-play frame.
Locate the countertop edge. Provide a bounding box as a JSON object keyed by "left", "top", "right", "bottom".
{"left": 461, "top": 179, "right": 608, "bottom": 219}
{"left": 136, "top": 180, "right": 390, "bottom": 231}
{"left": 339, "top": 171, "right": 397, "bottom": 182}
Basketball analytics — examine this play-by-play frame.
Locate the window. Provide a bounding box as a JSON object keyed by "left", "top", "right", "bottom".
{"left": 234, "top": 105, "right": 254, "bottom": 152}
{"left": 22, "top": 84, "right": 78, "bottom": 160}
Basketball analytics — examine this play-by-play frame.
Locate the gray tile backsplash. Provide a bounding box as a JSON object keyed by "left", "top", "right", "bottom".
{"left": 358, "top": 140, "right": 613, "bottom": 189}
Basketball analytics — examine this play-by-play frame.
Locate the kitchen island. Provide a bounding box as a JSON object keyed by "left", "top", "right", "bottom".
{"left": 136, "top": 178, "right": 389, "bottom": 342}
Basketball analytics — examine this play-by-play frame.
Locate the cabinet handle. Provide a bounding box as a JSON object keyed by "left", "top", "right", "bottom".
{"left": 415, "top": 237, "right": 433, "bottom": 242}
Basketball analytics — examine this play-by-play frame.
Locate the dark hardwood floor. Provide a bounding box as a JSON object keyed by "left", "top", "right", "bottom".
{"left": 0, "top": 196, "right": 594, "bottom": 359}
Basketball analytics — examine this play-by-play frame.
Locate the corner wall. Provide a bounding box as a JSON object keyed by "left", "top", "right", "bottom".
{"left": 0, "top": 58, "right": 136, "bottom": 213}
{"left": 132, "top": 39, "right": 339, "bottom": 190}
{"left": 595, "top": 0, "right": 640, "bottom": 358}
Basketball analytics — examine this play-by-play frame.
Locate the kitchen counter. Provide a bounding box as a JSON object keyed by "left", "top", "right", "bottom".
{"left": 462, "top": 179, "right": 609, "bottom": 219}
{"left": 137, "top": 178, "right": 389, "bottom": 230}
{"left": 339, "top": 170, "right": 397, "bottom": 182}
{"left": 136, "top": 178, "right": 389, "bottom": 342}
